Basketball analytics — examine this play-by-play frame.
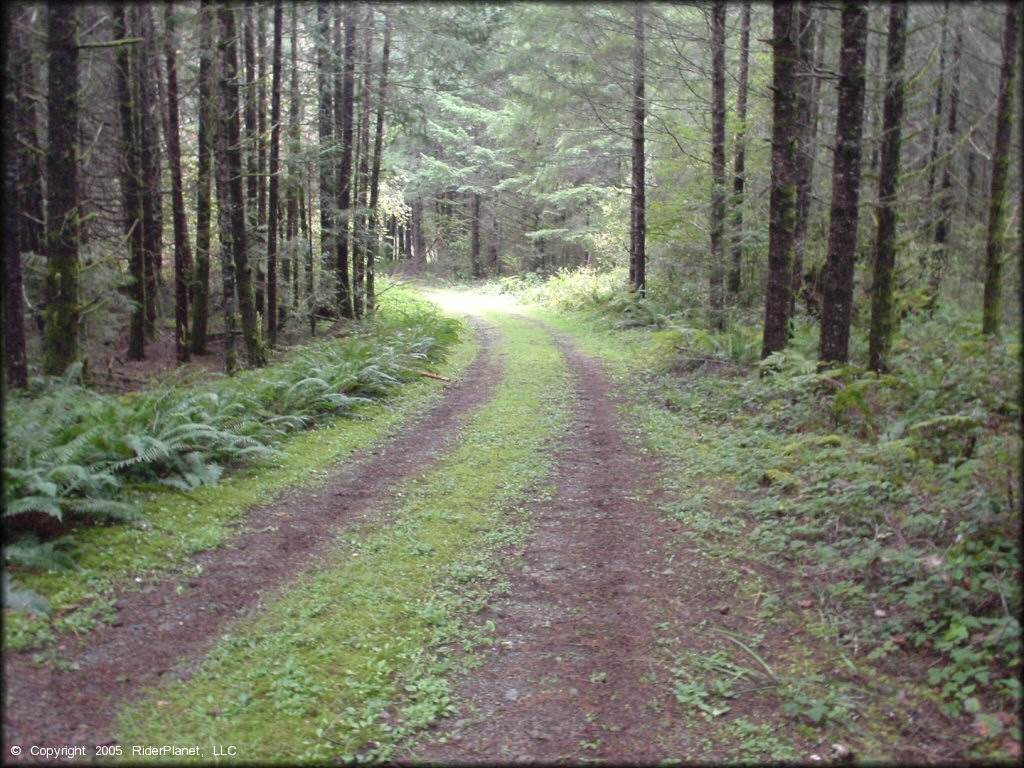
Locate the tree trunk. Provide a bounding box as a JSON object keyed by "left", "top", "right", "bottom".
{"left": 243, "top": 7, "right": 262, "bottom": 320}
{"left": 43, "top": 3, "right": 81, "bottom": 376}
{"left": 867, "top": 2, "right": 908, "bottom": 372}
{"left": 708, "top": 2, "right": 727, "bottom": 330}
{"left": 413, "top": 198, "right": 425, "bottom": 262}
{"left": 925, "top": 3, "right": 949, "bottom": 205}
{"left": 818, "top": 2, "right": 869, "bottom": 365}
{"left": 256, "top": 4, "right": 268, "bottom": 322}
{"left": 470, "top": 193, "right": 483, "bottom": 278}
{"left": 336, "top": 6, "right": 357, "bottom": 318}
{"left": 267, "top": 1, "right": 284, "bottom": 347}
{"left": 2, "top": 7, "right": 28, "bottom": 388}
{"left": 761, "top": 3, "right": 800, "bottom": 359}
{"left": 191, "top": 1, "right": 214, "bottom": 356}
{"left": 980, "top": 4, "right": 1019, "bottom": 337}
{"left": 113, "top": 4, "right": 146, "bottom": 362}
{"left": 727, "top": 1, "right": 751, "bottom": 297}
{"left": 138, "top": 7, "right": 162, "bottom": 341}
{"left": 366, "top": 11, "right": 391, "bottom": 314}
{"left": 10, "top": 6, "right": 45, "bottom": 265}
{"left": 790, "top": 3, "right": 822, "bottom": 322}
{"left": 351, "top": 9, "right": 373, "bottom": 318}
{"left": 930, "top": 23, "right": 961, "bottom": 301}
{"left": 288, "top": 3, "right": 301, "bottom": 314}
{"left": 164, "top": 3, "right": 192, "bottom": 364}
{"left": 216, "top": 5, "right": 264, "bottom": 369}
{"left": 631, "top": 4, "right": 646, "bottom": 296}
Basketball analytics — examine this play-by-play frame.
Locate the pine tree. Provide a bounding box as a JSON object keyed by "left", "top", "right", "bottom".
{"left": 980, "top": 4, "right": 1019, "bottom": 337}
{"left": 818, "top": 2, "right": 869, "bottom": 365}
{"left": 868, "top": 2, "right": 908, "bottom": 372}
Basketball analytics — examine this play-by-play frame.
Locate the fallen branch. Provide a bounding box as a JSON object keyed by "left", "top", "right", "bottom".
{"left": 417, "top": 370, "right": 450, "bottom": 382}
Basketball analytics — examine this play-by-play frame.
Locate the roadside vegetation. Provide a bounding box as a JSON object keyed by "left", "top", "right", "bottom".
{"left": 491, "top": 267, "right": 1021, "bottom": 759}
{"left": 3, "top": 285, "right": 462, "bottom": 650}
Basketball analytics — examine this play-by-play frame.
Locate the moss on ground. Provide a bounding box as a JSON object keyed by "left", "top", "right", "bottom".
{"left": 112, "top": 307, "right": 573, "bottom": 763}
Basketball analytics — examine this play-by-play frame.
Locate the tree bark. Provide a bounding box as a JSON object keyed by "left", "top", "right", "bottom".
{"left": 761, "top": 3, "right": 800, "bottom": 359}
{"left": 980, "top": 4, "right": 1019, "bottom": 337}
{"left": 366, "top": 11, "right": 391, "bottom": 313}
{"left": 708, "top": 2, "right": 727, "bottom": 330}
{"left": 336, "top": 6, "right": 357, "bottom": 318}
{"left": 412, "top": 198, "right": 425, "bottom": 262}
{"left": 136, "top": 7, "right": 162, "bottom": 341}
{"left": 818, "top": 2, "right": 869, "bottom": 366}
{"left": 10, "top": 6, "right": 45, "bottom": 265}
{"left": 216, "top": 5, "right": 264, "bottom": 369}
{"left": 2, "top": 7, "right": 28, "bottom": 388}
{"left": 930, "top": 22, "right": 961, "bottom": 301}
{"left": 727, "top": 1, "right": 751, "bottom": 298}
{"left": 631, "top": 3, "right": 646, "bottom": 296}
{"left": 256, "top": 4, "right": 268, "bottom": 321}
{"left": 43, "top": 3, "right": 81, "bottom": 376}
{"left": 191, "top": 1, "right": 214, "bottom": 356}
{"left": 113, "top": 4, "right": 146, "bottom": 362}
{"left": 164, "top": 3, "right": 192, "bottom": 364}
{"left": 470, "top": 193, "right": 483, "bottom": 278}
{"left": 243, "top": 6, "right": 262, "bottom": 320}
{"left": 284, "top": 3, "right": 301, "bottom": 317}
{"left": 868, "top": 2, "right": 908, "bottom": 372}
{"left": 267, "top": 1, "right": 284, "bottom": 346}
{"left": 925, "top": 3, "right": 949, "bottom": 205}
{"left": 790, "top": 3, "right": 821, "bottom": 322}
{"left": 351, "top": 8, "right": 373, "bottom": 318}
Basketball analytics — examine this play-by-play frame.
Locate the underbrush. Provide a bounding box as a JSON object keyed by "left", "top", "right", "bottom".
{"left": 527, "top": 270, "right": 1021, "bottom": 757}
{"left": 2, "top": 285, "right": 461, "bottom": 568}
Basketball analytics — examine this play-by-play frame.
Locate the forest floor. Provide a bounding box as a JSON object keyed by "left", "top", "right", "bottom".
{"left": 3, "top": 287, "right": 1007, "bottom": 764}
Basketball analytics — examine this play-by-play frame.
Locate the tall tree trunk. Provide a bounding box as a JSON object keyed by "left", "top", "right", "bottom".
{"left": 818, "top": 2, "right": 869, "bottom": 365}
{"left": 930, "top": 22, "right": 961, "bottom": 302}
{"left": 191, "top": 1, "right": 214, "bottom": 355}
{"left": 243, "top": 6, "right": 262, "bottom": 320}
{"left": 10, "top": 6, "right": 45, "bottom": 264}
{"left": 867, "top": 2, "right": 908, "bottom": 372}
{"left": 366, "top": 11, "right": 391, "bottom": 314}
{"left": 164, "top": 3, "right": 192, "bottom": 364}
{"left": 43, "top": 3, "right": 80, "bottom": 376}
{"left": 925, "top": 3, "right": 949, "bottom": 205}
{"left": 980, "top": 4, "right": 1019, "bottom": 337}
{"left": 352, "top": 8, "right": 374, "bottom": 318}
{"left": 284, "top": 2, "right": 300, "bottom": 318}
{"left": 412, "top": 198, "right": 425, "bottom": 262}
{"left": 631, "top": 3, "right": 646, "bottom": 296}
{"left": 708, "top": 2, "right": 727, "bottom": 330}
{"left": 761, "top": 3, "right": 800, "bottom": 359}
{"left": 267, "top": 1, "right": 283, "bottom": 346}
{"left": 470, "top": 193, "right": 482, "bottom": 278}
{"left": 138, "top": 7, "right": 162, "bottom": 341}
{"left": 336, "top": 6, "right": 357, "bottom": 318}
{"left": 217, "top": 5, "right": 264, "bottom": 369}
{"left": 315, "top": 3, "right": 333, "bottom": 325}
{"left": 256, "top": 4, "right": 268, "bottom": 321}
{"left": 114, "top": 4, "right": 146, "bottom": 362}
{"left": 727, "top": 1, "right": 751, "bottom": 298}
{"left": 2, "top": 7, "right": 28, "bottom": 388}
{"left": 790, "top": 3, "right": 821, "bottom": 322}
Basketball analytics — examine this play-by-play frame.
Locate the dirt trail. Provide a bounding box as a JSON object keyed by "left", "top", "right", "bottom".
{"left": 3, "top": 320, "right": 504, "bottom": 754}
{"left": 405, "top": 322, "right": 706, "bottom": 764}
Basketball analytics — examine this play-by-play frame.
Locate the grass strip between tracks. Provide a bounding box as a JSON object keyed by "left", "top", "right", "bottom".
{"left": 113, "top": 307, "right": 572, "bottom": 763}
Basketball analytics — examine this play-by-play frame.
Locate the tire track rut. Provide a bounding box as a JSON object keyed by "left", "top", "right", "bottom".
{"left": 406, "top": 320, "right": 698, "bottom": 764}
{"left": 3, "top": 319, "right": 505, "bottom": 754}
